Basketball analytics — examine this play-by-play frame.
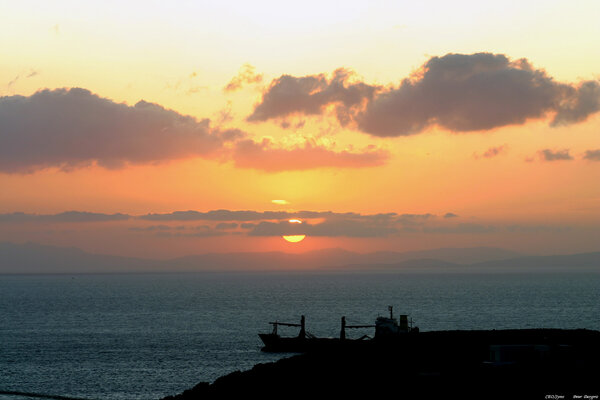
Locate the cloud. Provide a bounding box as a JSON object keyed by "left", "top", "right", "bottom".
{"left": 474, "top": 145, "right": 507, "bottom": 159}
{"left": 397, "top": 213, "right": 434, "bottom": 220}
{"left": 506, "top": 225, "right": 570, "bottom": 233}
{"left": 215, "top": 222, "right": 239, "bottom": 230}
{"left": 247, "top": 68, "right": 378, "bottom": 124}
{"left": 215, "top": 101, "right": 234, "bottom": 124}
{"left": 244, "top": 220, "right": 307, "bottom": 236}
{"left": 157, "top": 226, "right": 228, "bottom": 238}
{"left": 232, "top": 138, "right": 389, "bottom": 171}
{"left": 356, "top": 53, "right": 575, "bottom": 136}
{"left": 224, "top": 64, "right": 263, "bottom": 92}
{"left": 0, "top": 88, "right": 236, "bottom": 173}
{"left": 396, "top": 213, "right": 434, "bottom": 226}
{"left": 129, "top": 225, "right": 171, "bottom": 231}
{"left": 583, "top": 149, "right": 600, "bottom": 161}
{"left": 0, "top": 211, "right": 130, "bottom": 222}
{"left": 538, "top": 149, "right": 573, "bottom": 161}
{"left": 7, "top": 76, "right": 20, "bottom": 89}
{"left": 164, "top": 71, "right": 208, "bottom": 96}
{"left": 249, "top": 53, "right": 600, "bottom": 136}
{"left": 242, "top": 212, "right": 454, "bottom": 237}
{"left": 0, "top": 87, "right": 386, "bottom": 173}
{"left": 280, "top": 120, "right": 306, "bottom": 130}
{"left": 1, "top": 210, "right": 461, "bottom": 238}
{"left": 6, "top": 70, "right": 39, "bottom": 92}
{"left": 551, "top": 80, "right": 600, "bottom": 126}
{"left": 139, "top": 210, "right": 443, "bottom": 225}
{"left": 140, "top": 209, "right": 293, "bottom": 221}
{"left": 245, "top": 219, "right": 398, "bottom": 238}
{"left": 242, "top": 212, "right": 422, "bottom": 237}
{"left": 423, "top": 223, "right": 497, "bottom": 234}
{"left": 140, "top": 209, "right": 367, "bottom": 222}
{"left": 5, "top": 208, "right": 570, "bottom": 240}
{"left": 307, "top": 219, "right": 398, "bottom": 237}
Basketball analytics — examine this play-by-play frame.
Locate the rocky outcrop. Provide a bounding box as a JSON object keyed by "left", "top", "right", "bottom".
{"left": 162, "top": 329, "right": 600, "bottom": 399}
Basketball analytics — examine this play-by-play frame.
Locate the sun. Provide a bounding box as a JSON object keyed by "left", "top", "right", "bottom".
{"left": 282, "top": 219, "right": 306, "bottom": 243}
{"left": 282, "top": 235, "right": 306, "bottom": 243}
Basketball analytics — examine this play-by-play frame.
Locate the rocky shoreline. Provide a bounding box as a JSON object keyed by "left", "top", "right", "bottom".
{"left": 162, "top": 329, "right": 600, "bottom": 399}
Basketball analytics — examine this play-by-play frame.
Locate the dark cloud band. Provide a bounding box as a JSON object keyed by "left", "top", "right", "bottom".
{"left": 2, "top": 209, "right": 572, "bottom": 239}
{"left": 0, "top": 211, "right": 130, "bottom": 222}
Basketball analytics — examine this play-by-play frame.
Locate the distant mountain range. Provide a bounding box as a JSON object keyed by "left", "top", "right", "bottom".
{"left": 0, "top": 241, "right": 598, "bottom": 274}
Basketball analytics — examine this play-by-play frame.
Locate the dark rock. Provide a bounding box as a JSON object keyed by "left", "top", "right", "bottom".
{"left": 162, "top": 329, "right": 600, "bottom": 399}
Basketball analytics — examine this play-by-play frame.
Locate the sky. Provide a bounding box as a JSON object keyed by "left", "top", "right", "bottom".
{"left": 1, "top": 0, "right": 599, "bottom": 258}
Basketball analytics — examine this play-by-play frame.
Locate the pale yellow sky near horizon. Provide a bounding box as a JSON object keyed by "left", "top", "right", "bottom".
{"left": 1, "top": 0, "right": 599, "bottom": 257}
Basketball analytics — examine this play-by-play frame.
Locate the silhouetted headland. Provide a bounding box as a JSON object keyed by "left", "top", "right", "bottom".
{"left": 162, "top": 323, "right": 600, "bottom": 399}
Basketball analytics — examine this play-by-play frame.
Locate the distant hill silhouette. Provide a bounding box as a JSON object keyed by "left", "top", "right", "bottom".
{"left": 331, "top": 252, "right": 600, "bottom": 272}
{"left": 0, "top": 242, "right": 158, "bottom": 273}
{"left": 471, "top": 252, "right": 600, "bottom": 271}
{"left": 170, "top": 247, "right": 521, "bottom": 271}
{"left": 0, "top": 241, "right": 597, "bottom": 273}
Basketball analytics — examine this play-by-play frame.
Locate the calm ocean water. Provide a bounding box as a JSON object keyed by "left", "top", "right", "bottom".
{"left": 1, "top": 271, "right": 599, "bottom": 399}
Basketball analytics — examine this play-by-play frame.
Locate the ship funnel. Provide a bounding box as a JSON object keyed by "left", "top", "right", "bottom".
{"left": 299, "top": 315, "right": 306, "bottom": 339}
{"left": 399, "top": 315, "right": 409, "bottom": 332}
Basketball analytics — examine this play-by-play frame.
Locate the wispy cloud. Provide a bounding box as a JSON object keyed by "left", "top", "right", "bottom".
{"left": 538, "top": 149, "right": 574, "bottom": 161}
{"left": 423, "top": 223, "right": 497, "bottom": 234}
{"left": 474, "top": 145, "right": 507, "bottom": 159}
{"left": 156, "top": 226, "right": 228, "bottom": 238}
{"left": 232, "top": 138, "right": 388, "bottom": 171}
{"left": 0, "top": 211, "right": 130, "bottom": 222}
{"left": 245, "top": 219, "right": 398, "bottom": 237}
{"left": 224, "top": 64, "right": 263, "bottom": 92}
{"left": 129, "top": 225, "right": 171, "bottom": 231}
{"left": 6, "top": 69, "right": 39, "bottom": 91}
{"left": 583, "top": 149, "right": 600, "bottom": 161}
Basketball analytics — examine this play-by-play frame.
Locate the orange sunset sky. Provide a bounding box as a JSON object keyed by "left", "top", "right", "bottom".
{"left": 1, "top": 0, "right": 599, "bottom": 258}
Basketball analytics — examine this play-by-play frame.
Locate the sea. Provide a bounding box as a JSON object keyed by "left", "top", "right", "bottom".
{"left": 1, "top": 271, "right": 599, "bottom": 400}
